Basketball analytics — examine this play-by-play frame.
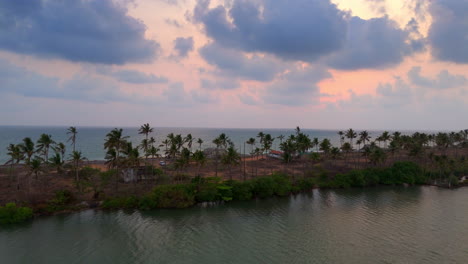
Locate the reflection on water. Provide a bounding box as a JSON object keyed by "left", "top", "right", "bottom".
{"left": 1, "top": 186, "right": 468, "bottom": 263}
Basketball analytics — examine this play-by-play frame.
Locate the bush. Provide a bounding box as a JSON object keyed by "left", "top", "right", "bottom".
{"left": 253, "top": 177, "right": 276, "bottom": 198}
{"left": 102, "top": 196, "right": 140, "bottom": 209}
{"left": 0, "top": 203, "right": 33, "bottom": 225}
{"left": 47, "top": 190, "right": 73, "bottom": 212}
{"left": 271, "top": 174, "right": 292, "bottom": 196}
{"left": 293, "top": 178, "right": 316, "bottom": 192}
{"left": 230, "top": 181, "right": 254, "bottom": 201}
{"left": 152, "top": 184, "right": 196, "bottom": 208}
{"left": 193, "top": 177, "right": 222, "bottom": 202}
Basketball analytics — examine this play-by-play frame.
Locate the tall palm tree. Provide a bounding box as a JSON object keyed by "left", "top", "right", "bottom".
{"left": 359, "top": 130, "right": 371, "bottom": 148}
{"left": 212, "top": 137, "right": 222, "bottom": 177}
{"left": 36, "top": 134, "right": 55, "bottom": 162}
{"left": 19, "top": 137, "right": 35, "bottom": 164}
{"left": 246, "top": 138, "right": 256, "bottom": 177}
{"left": 222, "top": 146, "right": 241, "bottom": 181}
{"left": 70, "top": 151, "right": 87, "bottom": 191}
{"left": 67, "top": 126, "right": 78, "bottom": 153}
{"left": 192, "top": 150, "right": 206, "bottom": 176}
{"left": 53, "top": 142, "right": 66, "bottom": 163}
{"left": 6, "top": 144, "right": 23, "bottom": 187}
{"left": 138, "top": 123, "right": 153, "bottom": 164}
{"left": 380, "top": 131, "right": 391, "bottom": 148}
{"left": 338, "top": 131, "right": 344, "bottom": 148}
{"left": 197, "top": 138, "right": 203, "bottom": 150}
{"left": 27, "top": 157, "right": 43, "bottom": 181}
{"left": 49, "top": 153, "right": 65, "bottom": 174}
{"left": 104, "top": 128, "right": 129, "bottom": 190}
{"left": 277, "top": 135, "right": 285, "bottom": 145}
{"left": 345, "top": 129, "right": 357, "bottom": 149}
{"left": 185, "top": 134, "right": 194, "bottom": 152}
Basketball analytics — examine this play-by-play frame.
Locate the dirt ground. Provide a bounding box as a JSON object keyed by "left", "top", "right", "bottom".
{"left": 0, "top": 147, "right": 466, "bottom": 205}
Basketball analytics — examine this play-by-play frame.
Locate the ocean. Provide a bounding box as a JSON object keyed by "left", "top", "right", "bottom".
{"left": 0, "top": 126, "right": 413, "bottom": 164}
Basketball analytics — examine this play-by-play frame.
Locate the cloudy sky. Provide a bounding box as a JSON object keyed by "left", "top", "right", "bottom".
{"left": 0, "top": 0, "right": 467, "bottom": 130}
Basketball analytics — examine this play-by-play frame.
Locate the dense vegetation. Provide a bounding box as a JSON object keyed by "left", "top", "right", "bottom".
{"left": 0, "top": 203, "right": 33, "bottom": 225}
{"left": 100, "top": 161, "right": 447, "bottom": 210}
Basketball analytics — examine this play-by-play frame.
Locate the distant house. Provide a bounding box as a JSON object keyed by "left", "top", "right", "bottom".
{"left": 267, "top": 150, "right": 283, "bottom": 159}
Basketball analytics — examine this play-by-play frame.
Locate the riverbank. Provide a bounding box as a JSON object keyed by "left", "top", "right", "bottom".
{"left": 1, "top": 161, "right": 467, "bottom": 226}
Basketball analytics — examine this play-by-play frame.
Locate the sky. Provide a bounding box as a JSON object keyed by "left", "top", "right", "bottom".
{"left": 0, "top": 0, "right": 467, "bottom": 130}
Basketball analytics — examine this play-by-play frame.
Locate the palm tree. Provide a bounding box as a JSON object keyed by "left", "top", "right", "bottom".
{"left": 359, "top": 130, "right": 371, "bottom": 148}
{"left": 197, "top": 138, "right": 203, "bottom": 151}
{"left": 67, "top": 127, "right": 78, "bottom": 153}
{"left": 184, "top": 134, "right": 194, "bottom": 152}
{"left": 36, "top": 133, "right": 55, "bottom": 162}
{"left": 192, "top": 150, "right": 206, "bottom": 176}
{"left": 330, "top": 147, "right": 341, "bottom": 166}
{"left": 380, "top": 131, "right": 391, "bottom": 148}
{"left": 277, "top": 135, "right": 285, "bottom": 145}
{"left": 104, "top": 128, "right": 129, "bottom": 190}
{"left": 338, "top": 131, "right": 344, "bottom": 148}
{"left": 53, "top": 142, "right": 66, "bottom": 163}
{"left": 6, "top": 144, "right": 23, "bottom": 187}
{"left": 345, "top": 129, "right": 357, "bottom": 149}
{"left": 212, "top": 137, "right": 222, "bottom": 177}
{"left": 313, "top": 137, "right": 319, "bottom": 152}
{"left": 49, "top": 153, "right": 65, "bottom": 174}
{"left": 319, "top": 139, "right": 332, "bottom": 157}
{"left": 27, "top": 157, "right": 43, "bottom": 181}
{"left": 70, "top": 151, "right": 87, "bottom": 191}
{"left": 257, "top": 132, "right": 265, "bottom": 159}
{"left": 19, "top": 137, "right": 35, "bottom": 164}
{"left": 138, "top": 123, "right": 153, "bottom": 164}
{"left": 341, "top": 142, "right": 352, "bottom": 167}
{"left": 222, "top": 146, "right": 241, "bottom": 181}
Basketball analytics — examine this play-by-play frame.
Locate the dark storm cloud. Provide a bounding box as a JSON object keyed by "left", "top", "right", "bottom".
{"left": 194, "top": 0, "right": 348, "bottom": 62}
{"left": 0, "top": 0, "right": 159, "bottom": 64}
{"left": 326, "top": 16, "right": 421, "bottom": 70}
{"left": 428, "top": 0, "right": 468, "bottom": 63}
{"left": 193, "top": 0, "right": 422, "bottom": 70}
{"left": 199, "top": 43, "right": 284, "bottom": 82}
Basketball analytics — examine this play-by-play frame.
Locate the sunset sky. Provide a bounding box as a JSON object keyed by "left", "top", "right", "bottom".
{"left": 0, "top": 0, "right": 467, "bottom": 130}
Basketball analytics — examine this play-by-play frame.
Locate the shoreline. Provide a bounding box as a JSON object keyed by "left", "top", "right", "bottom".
{"left": 2, "top": 160, "right": 467, "bottom": 226}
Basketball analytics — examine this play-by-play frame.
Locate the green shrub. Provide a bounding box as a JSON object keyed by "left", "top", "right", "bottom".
{"left": 47, "top": 190, "right": 73, "bottom": 212}
{"left": 194, "top": 177, "right": 222, "bottom": 202}
{"left": 253, "top": 177, "right": 276, "bottom": 198}
{"left": 102, "top": 196, "right": 140, "bottom": 209}
{"left": 0, "top": 203, "right": 33, "bottom": 225}
{"left": 271, "top": 174, "right": 292, "bottom": 196}
{"left": 230, "top": 181, "right": 254, "bottom": 201}
{"left": 293, "top": 178, "right": 316, "bottom": 192}
{"left": 152, "top": 184, "right": 195, "bottom": 208}
{"left": 217, "top": 185, "right": 233, "bottom": 201}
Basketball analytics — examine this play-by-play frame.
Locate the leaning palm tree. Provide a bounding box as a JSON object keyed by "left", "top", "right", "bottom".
{"left": 67, "top": 126, "right": 78, "bottom": 153}
{"left": 36, "top": 133, "right": 55, "bottom": 162}
{"left": 19, "top": 137, "right": 35, "bottom": 164}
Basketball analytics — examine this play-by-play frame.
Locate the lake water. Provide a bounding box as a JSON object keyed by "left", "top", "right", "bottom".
{"left": 1, "top": 186, "right": 467, "bottom": 263}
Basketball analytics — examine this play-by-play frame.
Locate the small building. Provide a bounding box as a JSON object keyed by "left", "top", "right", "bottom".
{"left": 267, "top": 150, "right": 283, "bottom": 159}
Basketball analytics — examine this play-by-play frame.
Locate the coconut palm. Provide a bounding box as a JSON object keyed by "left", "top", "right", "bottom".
{"left": 277, "top": 135, "right": 285, "bottom": 145}
{"left": 19, "top": 137, "right": 35, "bottom": 164}
{"left": 138, "top": 123, "right": 153, "bottom": 141}
{"left": 104, "top": 128, "right": 129, "bottom": 190}
{"left": 36, "top": 134, "right": 55, "bottom": 162}
{"left": 27, "top": 157, "right": 43, "bottom": 181}
{"left": 197, "top": 138, "right": 203, "bottom": 151}
{"left": 212, "top": 137, "right": 222, "bottom": 177}
{"left": 192, "top": 150, "right": 206, "bottom": 176}
{"left": 53, "top": 142, "right": 66, "bottom": 163}
{"left": 359, "top": 130, "right": 371, "bottom": 148}
{"left": 6, "top": 144, "right": 23, "bottom": 187}
{"left": 70, "top": 151, "right": 87, "bottom": 191}
{"left": 67, "top": 126, "right": 78, "bottom": 153}
{"left": 345, "top": 129, "right": 357, "bottom": 149}
{"left": 380, "top": 131, "right": 391, "bottom": 148}
{"left": 338, "top": 131, "right": 344, "bottom": 147}
{"left": 184, "top": 134, "right": 194, "bottom": 152}
{"left": 49, "top": 153, "right": 65, "bottom": 174}
{"left": 319, "top": 139, "right": 332, "bottom": 157}
{"left": 222, "top": 146, "right": 241, "bottom": 181}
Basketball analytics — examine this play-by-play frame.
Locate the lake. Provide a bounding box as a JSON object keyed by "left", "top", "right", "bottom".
{"left": 1, "top": 186, "right": 467, "bottom": 263}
